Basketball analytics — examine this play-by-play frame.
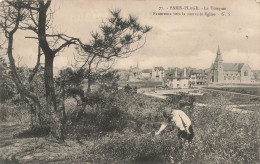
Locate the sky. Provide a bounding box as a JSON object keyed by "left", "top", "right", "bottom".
{"left": 5, "top": 0, "right": 260, "bottom": 70}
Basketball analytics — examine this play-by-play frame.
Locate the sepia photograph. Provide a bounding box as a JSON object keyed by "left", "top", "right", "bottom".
{"left": 0, "top": 0, "right": 260, "bottom": 163}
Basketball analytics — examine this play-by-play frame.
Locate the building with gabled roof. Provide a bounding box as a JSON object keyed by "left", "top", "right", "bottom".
{"left": 209, "top": 45, "right": 253, "bottom": 83}
{"left": 141, "top": 69, "right": 152, "bottom": 79}
{"left": 190, "top": 69, "right": 208, "bottom": 86}
{"left": 165, "top": 67, "right": 189, "bottom": 88}
{"left": 152, "top": 66, "right": 165, "bottom": 81}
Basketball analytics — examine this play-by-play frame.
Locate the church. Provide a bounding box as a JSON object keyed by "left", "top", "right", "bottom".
{"left": 209, "top": 45, "right": 253, "bottom": 84}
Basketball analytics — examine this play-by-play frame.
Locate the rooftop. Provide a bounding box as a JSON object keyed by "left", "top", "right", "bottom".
{"left": 223, "top": 63, "right": 244, "bottom": 72}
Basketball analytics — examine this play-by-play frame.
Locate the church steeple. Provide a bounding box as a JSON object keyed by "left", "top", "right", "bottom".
{"left": 215, "top": 44, "right": 223, "bottom": 62}
{"left": 217, "top": 44, "right": 221, "bottom": 55}
{"left": 213, "top": 44, "right": 224, "bottom": 83}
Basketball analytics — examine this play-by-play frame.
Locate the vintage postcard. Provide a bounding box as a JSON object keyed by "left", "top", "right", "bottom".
{"left": 0, "top": 0, "right": 259, "bottom": 163}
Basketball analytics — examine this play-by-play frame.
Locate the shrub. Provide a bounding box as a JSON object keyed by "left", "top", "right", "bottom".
{"left": 166, "top": 93, "right": 195, "bottom": 108}
{"left": 95, "top": 106, "right": 128, "bottom": 132}
{"left": 13, "top": 126, "right": 50, "bottom": 138}
{"left": 66, "top": 89, "right": 136, "bottom": 138}
{"left": 0, "top": 103, "right": 31, "bottom": 124}
{"left": 91, "top": 133, "right": 181, "bottom": 163}
{"left": 85, "top": 93, "right": 260, "bottom": 164}
{"left": 190, "top": 94, "right": 260, "bottom": 164}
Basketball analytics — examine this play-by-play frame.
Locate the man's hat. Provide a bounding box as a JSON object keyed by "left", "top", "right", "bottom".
{"left": 163, "top": 107, "right": 172, "bottom": 118}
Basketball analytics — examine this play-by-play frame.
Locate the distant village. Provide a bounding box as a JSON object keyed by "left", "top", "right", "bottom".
{"left": 117, "top": 46, "right": 260, "bottom": 89}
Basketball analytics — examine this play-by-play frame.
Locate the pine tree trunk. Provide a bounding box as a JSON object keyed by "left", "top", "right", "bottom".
{"left": 44, "top": 55, "right": 57, "bottom": 112}
{"left": 44, "top": 54, "right": 62, "bottom": 139}
{"left": 37, "top": 1, "right": 62, "bottom": 139}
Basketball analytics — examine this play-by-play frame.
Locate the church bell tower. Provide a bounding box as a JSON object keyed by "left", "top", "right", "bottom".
{"left": 213, "top": 45, "right": 224, "bottom": 83}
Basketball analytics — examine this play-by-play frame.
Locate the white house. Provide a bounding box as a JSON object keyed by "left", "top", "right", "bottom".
{"left": 166, "top": 68, "right": 189, "bottom": 89}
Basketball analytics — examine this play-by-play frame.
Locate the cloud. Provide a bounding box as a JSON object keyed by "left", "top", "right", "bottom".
{"left": 7, "top": 0, "right": 260, "bottom": 72}
{"left": 114, "top": 50, "right": 214, "bottom": 69}
{"left": 114, "top": 49, "right": 260, "bottom": 70}
{"left": 222, "top": 49, "right": 260, "bottom": 70}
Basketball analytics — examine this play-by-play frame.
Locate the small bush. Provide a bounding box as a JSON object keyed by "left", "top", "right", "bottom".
{"left": 95, "top": 106, "right": 128, "bottom": 132}
{"left": 0, "top": 103, "right": 30, "bottom": 124}
{"left": 13, "top": 126, "right": 50, "bottom": 138}
{"left": 91, "top": 133, "right": 181, "bottom": 163}
{"left": 66, "top": 90, "right": 134, "bottom": 138}
{"left": 166, "top": 93, "right": 195, "bottom": 108}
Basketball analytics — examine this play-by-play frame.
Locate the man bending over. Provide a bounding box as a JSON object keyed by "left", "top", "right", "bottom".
{"left": 155, "top": 107, "right": 194, "bottom": 143}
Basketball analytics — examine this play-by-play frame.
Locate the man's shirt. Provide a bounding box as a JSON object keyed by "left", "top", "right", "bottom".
{"left": 170, "top": 110, "right": 191, "bottom": 131}
{"left": 156, "top": 109, "right": 192, "bottom": 135}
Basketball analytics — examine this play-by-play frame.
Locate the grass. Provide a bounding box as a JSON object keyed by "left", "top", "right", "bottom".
{"left": 1, "top": 90, "right": 260, "bottom": 163}
{"left": 88, "top": 104, "right": 260, "bottom": 163}
{"left": 78, "top": 91, "right": 260, "bottom": 163}
{"left": 205, "top": 86, "right": 260, "bottom": 96}
{"left": 237, "top": 105, "right": 260, "bottom": 112}
{"left": 196, "top": 89, "right": 260, "bottom": 104}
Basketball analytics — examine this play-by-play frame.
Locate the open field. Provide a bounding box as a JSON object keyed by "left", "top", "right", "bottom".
{"left": 1, "top": 89, "right": 260, "bottom": 163}
{"left": 140, "top": 86, "right": 260, "bottom": 105}
{"left": 201, "top": 88, "right": 260, "bottom": 105}
{"left": 209, "top": 83, "right": 260, "bottom": 87}
{"left": 118, "top": 80, "right": 163, "bottom": 88}
{"left": 205, "top": 86, "right": 260, "bottom": 96}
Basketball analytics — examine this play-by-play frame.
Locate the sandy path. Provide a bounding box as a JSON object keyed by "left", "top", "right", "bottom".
{"left": 0, "top": 122, "right": 92, "bottom": 163}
